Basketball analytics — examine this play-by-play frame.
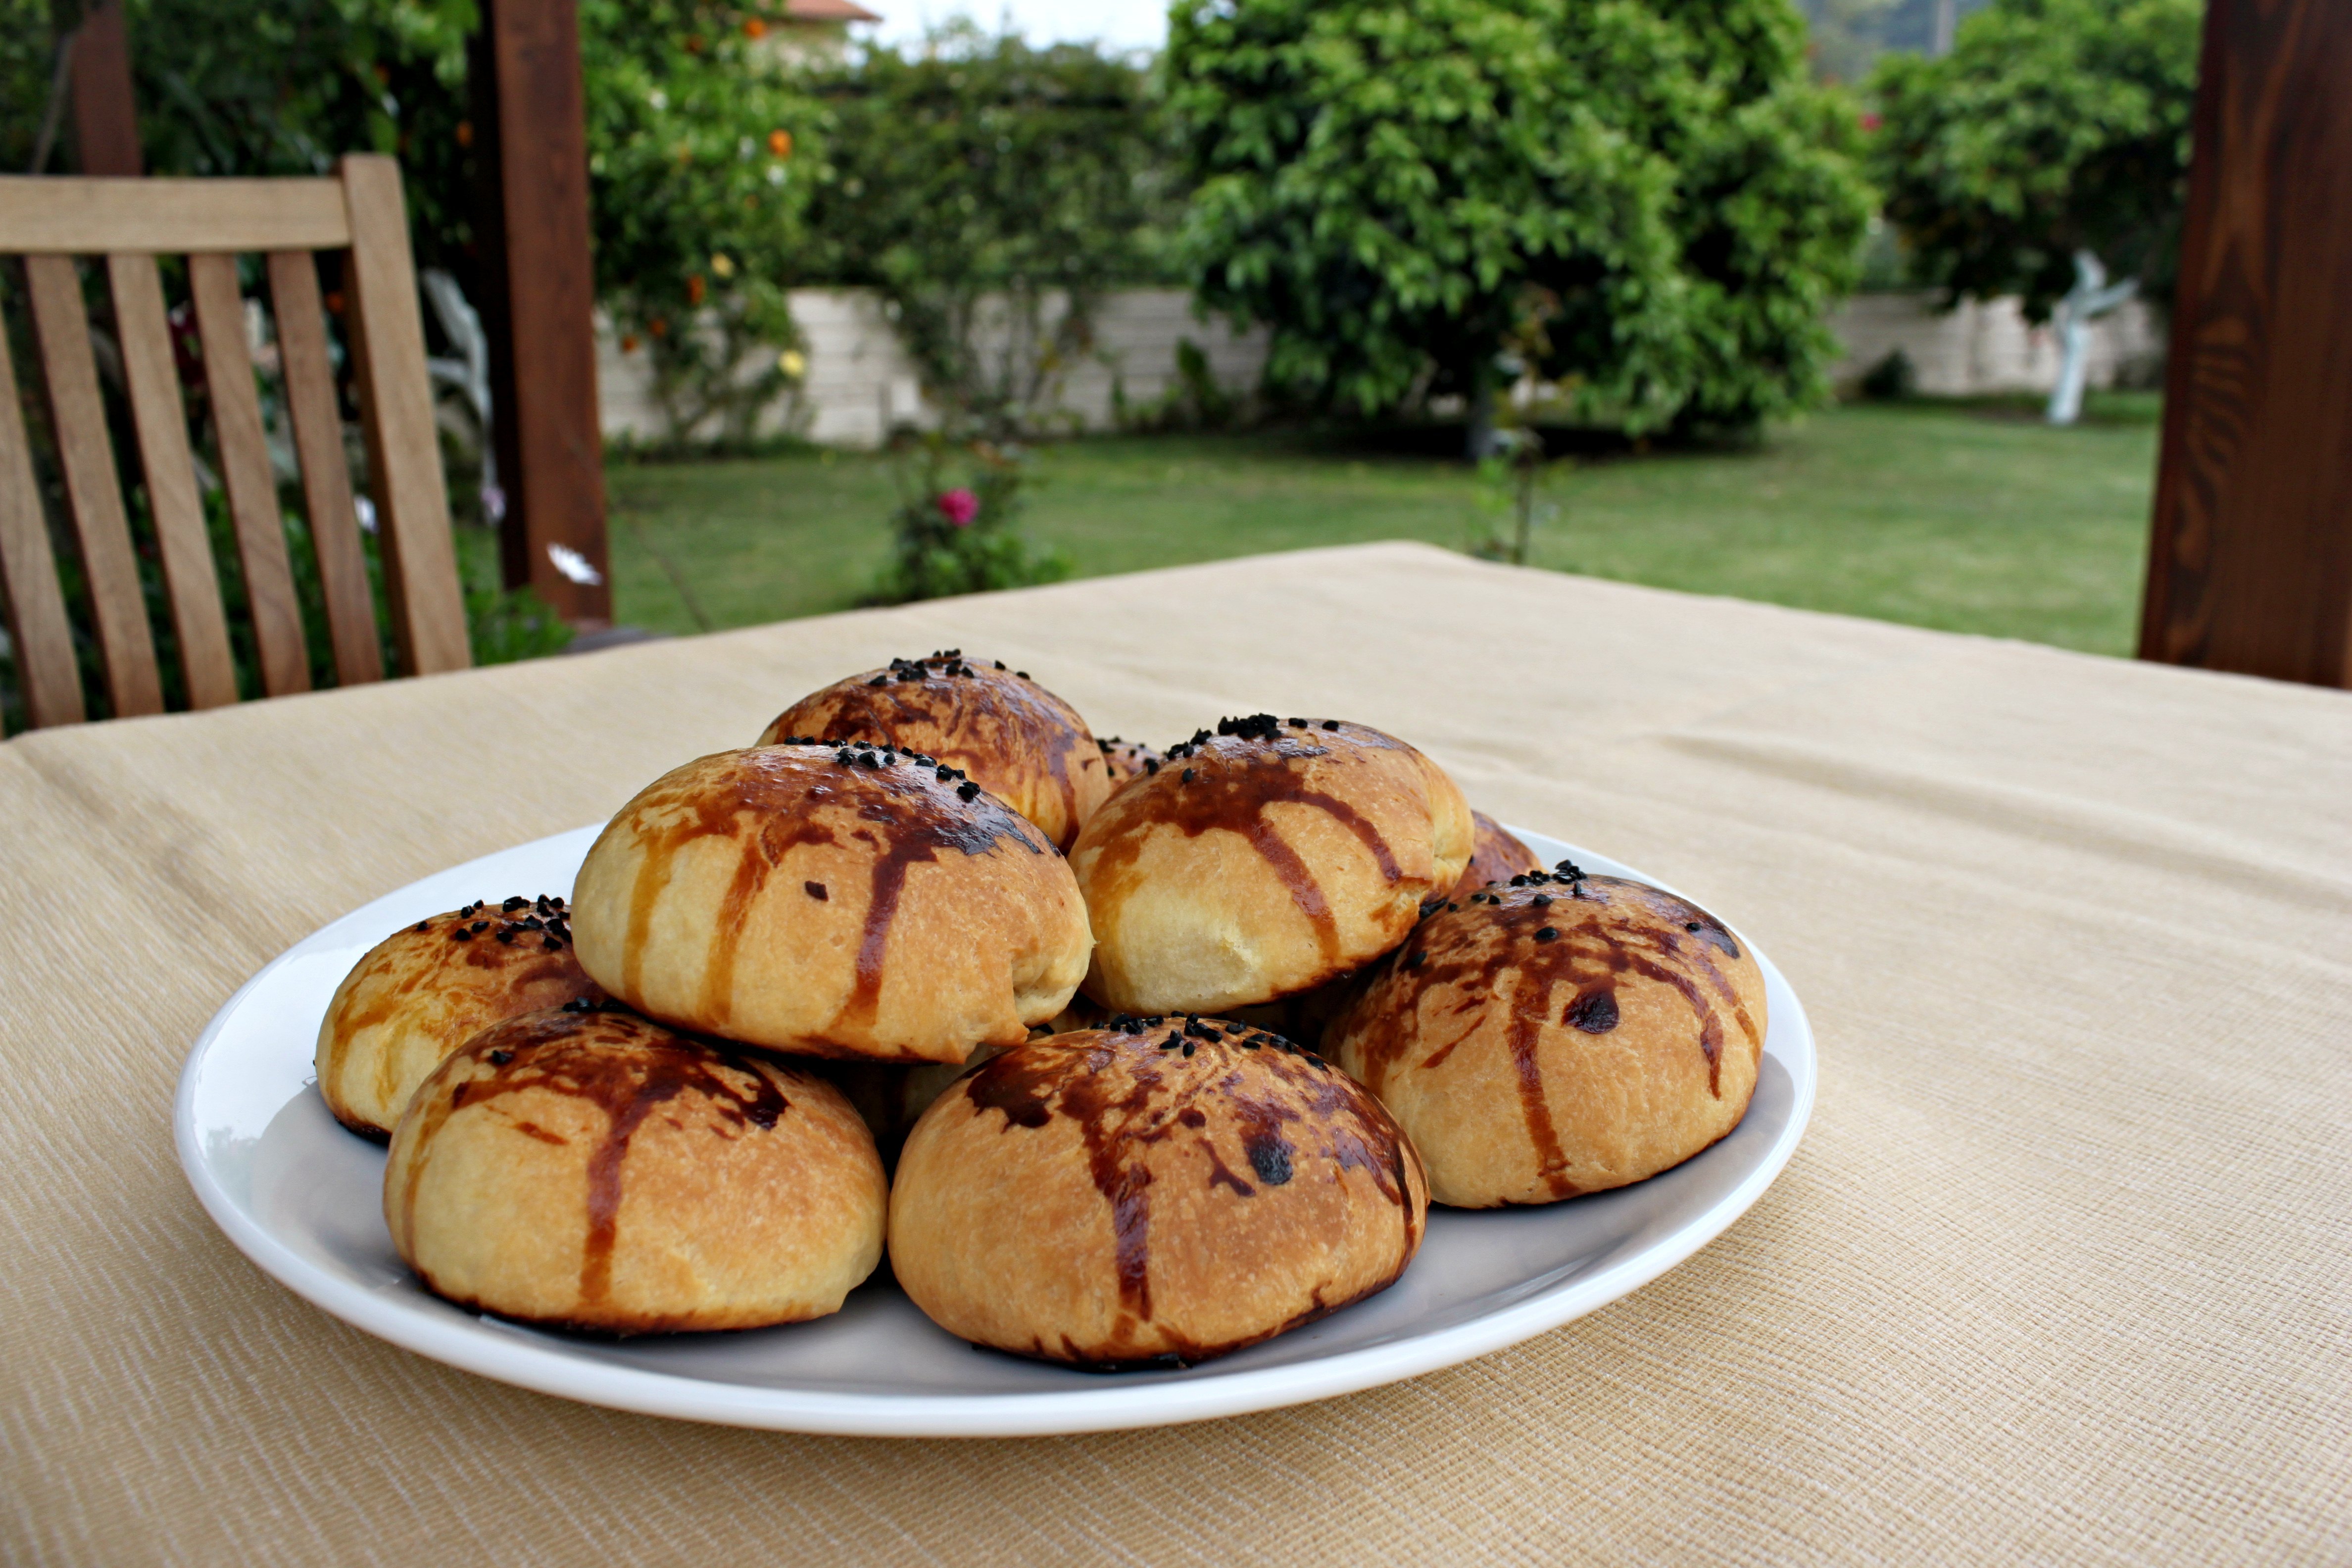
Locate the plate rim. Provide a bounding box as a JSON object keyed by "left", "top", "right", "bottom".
{"left": 174, "top": 824, "right": 1815, "bottom": 1437}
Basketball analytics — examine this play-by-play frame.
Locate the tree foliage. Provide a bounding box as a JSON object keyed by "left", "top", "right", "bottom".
{"left": 582, "top": 1, "right": 824, "bottom": 444}
{"left": 1166, "top": 0, "right": 1873, "bottom": 436}
{"left": 1867, "top": 0, "right": 2201, "bottom": 319}
{"left": 801, "top": 26, "right": 1179, "bottom": 436}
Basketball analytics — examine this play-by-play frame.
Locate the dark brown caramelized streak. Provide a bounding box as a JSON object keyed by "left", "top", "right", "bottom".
{"left": 1090, "top": 722, "right": 1409, "bottom": 970}
{"left": 1352, "top": 875, "right": 1758, "bottom": 1202}
{"left": 398, "top": 1007, "right": 793, "bottom": 1328}
{"left": 959, "top": 1024, "right": 1420, "bottom": 1367}
{"left": 617, "top": 746, "right": 1044, "bottom": 1039}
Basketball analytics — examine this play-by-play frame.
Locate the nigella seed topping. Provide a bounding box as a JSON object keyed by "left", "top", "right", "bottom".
{"left": 994, "top": 660, "right": 1007, "bottom": 670}
{"left": 1143, "top": 758, "right": 1160, "bottom": 774}
{"left": 1509, "top": 875, "right": 1528, "bottom": 887}
{"left": 1532, "top": 895, "right": 1551, "bottom": 908}
{"left": 1535, "top": 926, "right": 1559, "bottom": 941}
{"left": 1181, "top": 1041, "right": 1195, "bottom": 1057}
{"left": 958, "top": 781, "right": 981, "bottom": 802}
{"left": 451, "top": 929, "right": 474, "bottom": 942}
{"left": 867, "top": 675, "right": 888, "bottom": 687}
{"left": 1321, "top": 719, "right": 1340, "bottom": 730}
{"left": 488, "top": 1049, "right": 513, "bottom": 1065}
{"left": 495, "top": 928, "right": 517, "bottom": 944}
{"left": 1182, "top": 768, "right": 1197, "bottom": 783}
{"left": 541, "top": 937, "right": 562, "bottom": 951}
{"left": 1016, "top": 671, "right": 1030, "bottom": 680}
{"left": 413, "top": 921, "right": 428, "bottom": 933}
{"left": 936, "top": 767, "right": 954, "bottom": 783}
{"left": 1686, "top": 921, "right": 1702, "bottom": 932}
{"left": 1404, "top": 951, "right": 1425, "bottom": 970}
{"left": 562, "top": 996, "right": 595, "bottom": 1012}
{"left": 469, "top": 921, "right": 489, "bottom": 934}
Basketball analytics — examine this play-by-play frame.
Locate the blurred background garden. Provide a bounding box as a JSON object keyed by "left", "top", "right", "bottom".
{"left": 1, "top": 0, "right": 2198, "bottom": 710}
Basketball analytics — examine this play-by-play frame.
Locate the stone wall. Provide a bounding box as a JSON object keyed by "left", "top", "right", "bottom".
{"left": 1825, "top": 289, "right": 2164, "bottom": 397}
{"left": 594, "top": 286, "right": 2163, "bottom": 447}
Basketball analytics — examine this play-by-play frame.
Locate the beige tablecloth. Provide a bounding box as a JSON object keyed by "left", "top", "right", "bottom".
{"left": 2, "top": 543, "right": 2346, "bottom": 1565}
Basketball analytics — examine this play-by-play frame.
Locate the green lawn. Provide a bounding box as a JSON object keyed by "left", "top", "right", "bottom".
{"left": 606, "top": 394, "right": 2161, "bottom": 657}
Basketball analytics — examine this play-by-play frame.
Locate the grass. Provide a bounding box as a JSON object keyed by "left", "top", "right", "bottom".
{"left": 605, "top": 392, "right": 2161, "bottom": 657}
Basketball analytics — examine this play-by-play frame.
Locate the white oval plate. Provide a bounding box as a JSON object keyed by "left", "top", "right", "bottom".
{"left": 176, "top": 825, "right": 1813, "bottom": 1437}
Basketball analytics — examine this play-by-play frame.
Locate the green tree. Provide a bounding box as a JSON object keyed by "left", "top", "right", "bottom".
{"left": 1868, "top": 0, "right": 2200, "bottom": 421}
{"left": 800, "top": 25, "right": 1180, "bottom": 437}
{"left": 582, "top": 1, "right": 825, "bottom": 448}
{"left": 1166, "top": 0, "right": 1873, "bottom": 447}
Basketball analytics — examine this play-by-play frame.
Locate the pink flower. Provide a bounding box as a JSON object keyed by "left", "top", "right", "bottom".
{"left": 936, "top": 488, "right": 979, "bottom": 527}
{"left": 1860, "top": 112, "right": 1882, "bottom": 132}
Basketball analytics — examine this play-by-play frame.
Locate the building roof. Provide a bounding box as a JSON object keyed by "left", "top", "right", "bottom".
{"left": 784, "top": 0, "right": 881, "bottom": 20}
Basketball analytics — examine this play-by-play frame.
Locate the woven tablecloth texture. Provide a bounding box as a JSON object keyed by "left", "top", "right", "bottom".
{"left": 2, "top": 544, "right": 2346, "bottom": 1565}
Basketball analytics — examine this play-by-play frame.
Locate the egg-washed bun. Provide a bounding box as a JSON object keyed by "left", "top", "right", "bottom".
{"left": 1093, "top": 735, "right": 1165, "bottom": 791}
{"left": 890, "top": 1020, "right": 1427, "bottom": 1368}
{"left": 385, "top": 1004, "right": 885, "bottom": 1334}
{"left": 1449, "top": 810, "right": 1543, "bottom": 901}
{"left": 756, "top": 651, "right": 1111, "bottom": 852}
{"left": 315, "top": 895, "right": 601, "bottom": 1139}
{"left": 571, "top": 744, "right": 1090, "bottom": 1065}
{"left": 1329, "top": 869, "right": 1767, "bottom": 1208}
{"left": 1068, "top": 714, "right": 1473, "bottom": 1015}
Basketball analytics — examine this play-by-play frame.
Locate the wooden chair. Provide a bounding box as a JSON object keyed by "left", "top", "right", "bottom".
{"left": 0, "top": 154, "right": 469, "bottom": 730}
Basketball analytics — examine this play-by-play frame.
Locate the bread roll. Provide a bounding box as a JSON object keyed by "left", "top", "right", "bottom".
{"left": 1069, "top": 714, "right": 1472, "bottom": 1015}
{"left": 1449, "top": 810, "right": 1542, "bottom": 900}
{"left": 890, "top": 1021, "right": 1427, "bottom": 1368}
{"left": 315, "top": 895, "right": 600, "bottom": 1138}
{"left": 1329, "top": 869, "right": 1766, "bottom": 1207}
{"left": 385, "top": 1004, "right": 885, "bottom": 1333}
{"left": 571, "top": 743, "right": 1091, "bottom": 1065}
{"left": 1094, "top": 735, "right": 1165, "bottom": 791}
{"left": 757, "top": 652, "right": 1111, "bottom": 851}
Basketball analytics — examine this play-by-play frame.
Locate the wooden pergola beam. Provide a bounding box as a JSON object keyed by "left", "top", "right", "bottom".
{"left": 2140, "top": 0, "right": 2352, "bottom": 688}
{"left": 470, "top": 0, "right": 612, "bottom": 626}
{"left": 65, "top": 0, "right": 140, "bottom": 176}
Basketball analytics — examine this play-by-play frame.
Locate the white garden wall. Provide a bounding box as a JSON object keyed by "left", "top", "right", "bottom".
{"left": 594, "top": 285, "right": 2162, "bottom": 448}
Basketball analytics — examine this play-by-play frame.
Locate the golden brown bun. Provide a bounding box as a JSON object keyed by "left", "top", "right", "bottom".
{"left": 571, "top": 744, "right": 1091, "bottom": 1065}
{"left": 1068, "top": 715, "right": 1473, "bottom": 1015}
{"left": 1329, "top": 872, "right": 1767, "bottom": 1208}
{"left": 384, "top": 1005, "right": 885, "bottom": 1333}
{"left": 1093, "top": 735, "right": 1165, "bottom": 791}
{"left": 757, "top": 653, "right": 1112, "bottom": 851}
{"left": 315, "top": 896, "right": 601, "bottom": 1138}
{"left": 890, "top": 1022, "right": 1427, "bottom": 1368}
{"left": 1449, "top": 810, "right": 1542, "bottom": 901}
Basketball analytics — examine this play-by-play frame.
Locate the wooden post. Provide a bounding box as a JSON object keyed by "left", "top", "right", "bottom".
{"left": 65, "top": 0, "right": 141, "bottom": 176}
{"left": 2138, "top": 0, "right": 2352, "bottom": 688}
{"left": 469, "top": 0, "right": 612, "bottom": 626}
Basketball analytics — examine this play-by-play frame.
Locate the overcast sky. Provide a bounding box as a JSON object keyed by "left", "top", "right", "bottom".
{"left": 867, "top": 0, "right": 1172, "bottom": 54}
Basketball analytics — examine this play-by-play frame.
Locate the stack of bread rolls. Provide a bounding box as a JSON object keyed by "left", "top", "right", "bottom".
{"left": 321, "top": 649, "right": 1763, "bottom": 1364}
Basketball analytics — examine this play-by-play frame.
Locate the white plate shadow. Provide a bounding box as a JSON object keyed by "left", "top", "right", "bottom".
{"left": 176, "top": 825, "right": 1814, "bottom": 1436}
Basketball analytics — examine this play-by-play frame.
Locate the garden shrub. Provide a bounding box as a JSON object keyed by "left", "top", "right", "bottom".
{"left": 1165, "top": 0, "right": 1874, "bottom": 441}
{"left": 867, "top": 433, "right": 1069, "bottom": 605}
{"left": 800, "top": 26, "right": 1180, "bottom": 438}
{"left": 1867, "top": 0, "right": 2200, "bottom": 321}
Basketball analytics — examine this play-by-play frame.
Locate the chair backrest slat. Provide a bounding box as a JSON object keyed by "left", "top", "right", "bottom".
{"left": 187, "top": 253, "right": 309, "bottom": 697}
{"left": 105, "top": 251, "right": 238, "bottom": 710}
{"left": 0, "top": 293, "right": 86, "bottom": 728}
{"left": 340, "top": 158, "right": 468, "bottom": 678}
{"left": 22, "top": 253, "right": 163, "bottom": 718}
{"left": 0, "top": 177, "right": 351, "bottom": 254}
{"left": 266, "top": 249, "right": 381, "bottom": 687}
